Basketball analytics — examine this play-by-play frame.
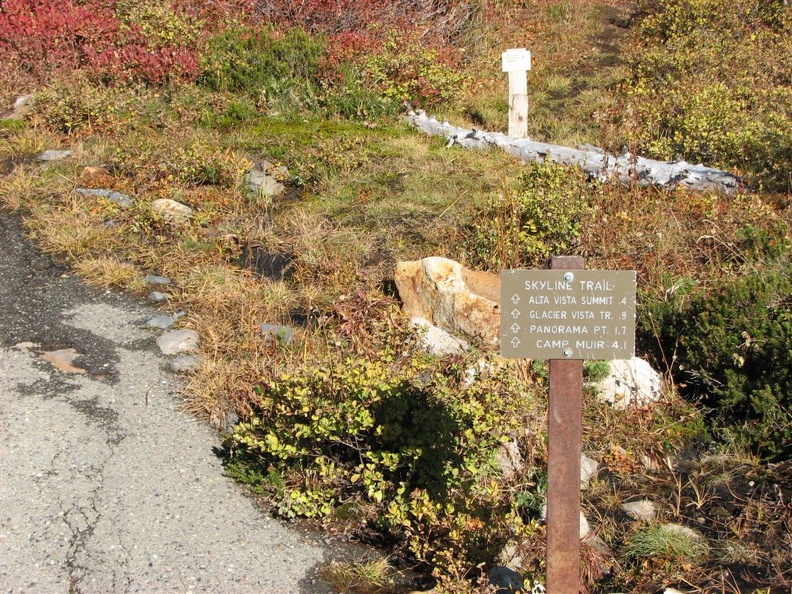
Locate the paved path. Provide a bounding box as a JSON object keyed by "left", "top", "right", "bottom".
{"left": 0, "top": 214, "right": 334, "bottom": 594}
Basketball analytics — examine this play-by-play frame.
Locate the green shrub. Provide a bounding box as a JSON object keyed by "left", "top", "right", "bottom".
{"left": 641, "top": 257, "right": 792, "bottom": 459}
{"left": 465, "top": 160, "right": 593, "bottom": 269}
{"left": 617, "top": 0, "right": 792, "bottom": 191}
{"left": 363, "top": 30, "right": 470, "bottom": 109}
{"left": 223, "top": 297, "right": 541, "bottom": 576}
{"left": 199, "top": 26, "right": 325, "bottom": 110}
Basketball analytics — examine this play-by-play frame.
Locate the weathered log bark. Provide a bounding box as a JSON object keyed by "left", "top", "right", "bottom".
{"left": 406, "top": 110, "right": 742, "bottom": 194}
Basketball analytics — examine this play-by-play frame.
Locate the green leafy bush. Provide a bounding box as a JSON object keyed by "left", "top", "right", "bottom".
{"left": 363, "top": 30, "right": 470, "bottom": 109}
{"left": 616, "top": 0, "right": 792, "bottom": 191}
{"left": 465, "top": 160, "right": 593, "bottom": 269}
{"left": 224, "top": 296, "right": 540, "bottom": 577}
{"left": 200, "top": 26, "right": 325, "bottom": 109}
{"left": 641, "top": 257, "right": 792, "bottom": 459}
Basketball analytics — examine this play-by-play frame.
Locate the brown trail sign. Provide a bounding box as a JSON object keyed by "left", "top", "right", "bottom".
{"left": 500, "top": 256, "right": 636, "bottom": 594}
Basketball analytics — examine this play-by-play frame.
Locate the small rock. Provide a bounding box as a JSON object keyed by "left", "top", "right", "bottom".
{"left": 494, "top": 439, "right": 524, "bottom": 481}
{"left": 411, "top": 316, "right": 469, "bottom": 356}
{"left": 260, "top": 323, "right": 294, "bottom": 345}
{"left": 156, "top": 329, "right": 199, "bottom": 355}
{"left": 76, "top": 188, "right": 112, "bottom": 198}
{"left": 169, "top": 354, "right": 201, "bottom": 373}
{"left": 107, "top": 191, "right": 134, "bottom": 208}
{"left": 151, "top": 198, "right": 194, "bottom": 224}
{"left": 37, "top": 149, "right": 72, "bottom": 162}
{"left": 499, "top": 541, "right": 523, "bottom": 571}
{"left": 487, "top": 566, "right": 524, "bottom": 594}
{"left": 541, "top": 506, "right": 591, "bottom": 539}
{"left": 581, "top": 454, "right": 599, "bottom": 487}
{"left": 246, "top": 160, "right": 287, "bottom": 198}
{"left": 621, "top": 499, "right": 657, "bottom": 522}
{"left": 2, "top": 94, "right": 33, "bottom": 120}
{"left": 148, "top": 291, "right": 169, "bottom": 302}
{"left": 75, "top": 187, "right": 134, "bottom": 207}
{"left": 145, "top": 312, "right": 185, "bottom": 330}
{"left": 663, "top": 523, "right": 703, "bottom": 541}
{"left": 145, "top": 275, "right": 172, "bottom": 285}
{"left": 14, "top": 342, "right": 36, "bottom": 350}
{"left": 80, "top": 165, "right": 111, "bottom": 181}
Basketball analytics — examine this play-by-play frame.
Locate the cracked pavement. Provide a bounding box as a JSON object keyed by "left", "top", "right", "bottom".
{"left": 0, "top": 214, "right": 334, "bottom": 593}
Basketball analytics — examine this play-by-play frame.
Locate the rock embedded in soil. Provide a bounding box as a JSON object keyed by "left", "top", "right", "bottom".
{"left": 148, "top": 291, "right": 169, "bottom": 303}
{"left": 75, "top": 188, "right": 134, "bottom": 208}
{"left": 581, "top": 454, "right": 599, "bottom": 487}
{"left": 2, "top": 94, "right": 34, "bottom": 120}
{"left": 411, "top": 316, "right": 470, "bottom": 356}
{"left": 151, "top": 198, "right": 194, "bottom": 224}
{"left": 169, "top": 354, "right": 201, "bottom": 373}
{"left": 596, "top": 356, "right": 663, "bottom": 409}
{"left": 621, "top": 499, "right": 657, "bottom": 522}
{"left": 156, "top": 329, "right": 199, "bottom": 355}
{"left": 144, "top": 274, "right": 172, "bottom": 285}
{"left": 260, "top": 323, "right": 295, "bottom": 344}
{"left": 37, "top": 149, "right": 72, "bottom": 162}
{"left": 144, "top": 312, "right": 185, "bottom": 330}
{"left": 245, "top": 160, "right": 288, "bottom": 198}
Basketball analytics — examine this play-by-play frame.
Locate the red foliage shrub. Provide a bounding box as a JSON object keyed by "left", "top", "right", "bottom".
{"left": 0, "top": 0, "right": 119, "bottom": 75}
{"left": 0, "top": 0, "right": 205, "bottom": 85}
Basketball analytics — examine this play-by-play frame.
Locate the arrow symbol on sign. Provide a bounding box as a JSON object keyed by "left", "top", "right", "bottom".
{"left": 511, "top": 309, "right": 521, "bottom": 318}
{"left": 511, "top": 294, "right": 521, "bottom": 304}
{"left": 511, "top": 323, "right": 520, "bottom": 333}
{"left": 511, "top": 337, "right": 521, "bottom": 348}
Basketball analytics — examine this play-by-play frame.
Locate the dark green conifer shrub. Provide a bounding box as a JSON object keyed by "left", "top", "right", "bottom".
{"left": 641, "top": 257, "right": 792, "bottom": 459}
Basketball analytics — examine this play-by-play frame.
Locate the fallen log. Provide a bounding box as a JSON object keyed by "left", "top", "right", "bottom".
{"left": 406, "top": 110, "right": 742, "bottom": 194}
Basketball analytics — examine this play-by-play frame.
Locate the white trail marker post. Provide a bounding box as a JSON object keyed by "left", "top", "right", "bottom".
{"left": 501, "top": 48, "right": 531, "bottom": 138}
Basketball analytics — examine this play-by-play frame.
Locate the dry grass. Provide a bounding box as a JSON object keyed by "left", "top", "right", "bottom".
{"left": 1, "top": 1, "right": 790, "bottom": 590}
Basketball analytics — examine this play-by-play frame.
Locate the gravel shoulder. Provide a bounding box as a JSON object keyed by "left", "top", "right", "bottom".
{"left": 0, "top": 213, "right": 334, "bottom": 594}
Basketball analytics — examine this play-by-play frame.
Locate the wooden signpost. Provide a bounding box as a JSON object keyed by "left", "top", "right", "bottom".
{"left": 502, "top": 48, "right": 531, "bottom": 138}
{"left": 500, "top": 256, "right": 636, "bottom": 593}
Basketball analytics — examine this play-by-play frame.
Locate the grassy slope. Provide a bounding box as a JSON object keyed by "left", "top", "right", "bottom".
{"left": 1, "top": 0, "right": 791, "bottom": 592}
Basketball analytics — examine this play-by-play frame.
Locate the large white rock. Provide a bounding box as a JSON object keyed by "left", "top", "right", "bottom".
{"left": 596, "top": 356, "right": 663, "bottom": 409}
{"left": 395, "top": 257, "right": 500, "bottom": 344}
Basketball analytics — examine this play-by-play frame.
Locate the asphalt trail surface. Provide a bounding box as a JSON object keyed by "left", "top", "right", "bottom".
{"left": 0, "top": 213, "right": 334, "bottom": 593}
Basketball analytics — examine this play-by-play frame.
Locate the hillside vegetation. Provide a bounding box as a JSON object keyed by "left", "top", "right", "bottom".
{"left": 1, "top": 0, "right": 790, "bottom": 592}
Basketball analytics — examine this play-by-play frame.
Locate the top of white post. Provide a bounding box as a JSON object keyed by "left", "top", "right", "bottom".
{"left": 502, "top": 48, "right": 532, "bottom": 72}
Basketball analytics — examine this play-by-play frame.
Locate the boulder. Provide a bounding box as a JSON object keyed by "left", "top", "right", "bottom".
{"left": 395, "top": 257, "right": 500, "bottom": 344}
{"left": 596, "top": 356, "right": 663, "bottom": 409}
